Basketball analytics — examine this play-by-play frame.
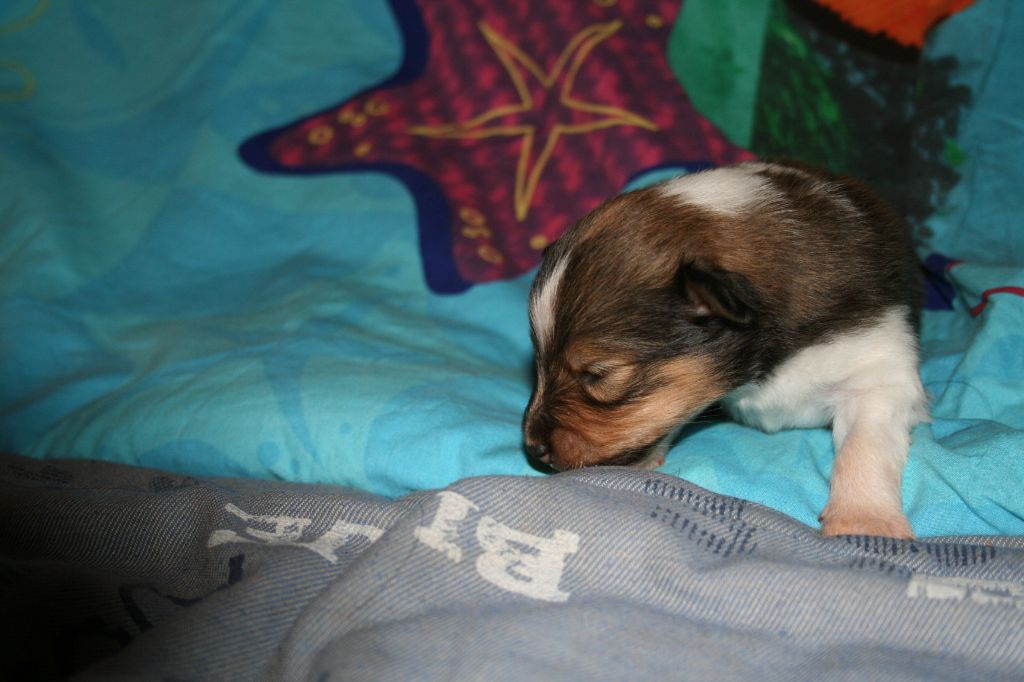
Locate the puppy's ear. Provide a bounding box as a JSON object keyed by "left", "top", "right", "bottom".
{"left": 675, "top": 260, "right": 759, "bottom": 326}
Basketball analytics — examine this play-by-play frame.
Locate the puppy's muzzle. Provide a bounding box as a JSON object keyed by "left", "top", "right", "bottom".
{"left": 522, "top": 398, "right": 554, "bottom": 466}
{"left": 524, "top": 441, "right": 551, "bottom": 466}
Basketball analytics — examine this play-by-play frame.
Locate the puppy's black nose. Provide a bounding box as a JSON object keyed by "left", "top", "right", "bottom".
{"left": 525, "top": 442, "right": 550, "bottom": 464}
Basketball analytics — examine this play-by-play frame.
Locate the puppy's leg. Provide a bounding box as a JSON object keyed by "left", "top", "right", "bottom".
{"left": 819, "top": 386, "right": 925, "bottom": 539}
{"left": 638, "top": 453, "right": 666, "bottom": 470}
{"left": 636, "top": 425, "right": 685, "bottom": 469}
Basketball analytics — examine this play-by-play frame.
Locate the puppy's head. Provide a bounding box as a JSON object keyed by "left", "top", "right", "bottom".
{"left": 522, "top": 185, "right": 763, "bottom": 470}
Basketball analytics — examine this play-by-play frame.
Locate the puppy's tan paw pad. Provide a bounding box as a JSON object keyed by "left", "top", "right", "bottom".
{"left": 819, "top": 512, "right": 914, "bottom": 539}
{"left": 638, "top": 455, "right": 665, "bottom": 470}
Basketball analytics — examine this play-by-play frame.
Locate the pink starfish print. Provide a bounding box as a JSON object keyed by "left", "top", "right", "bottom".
{"left": 241, "top": 0, "right": 753, "bottom": 293}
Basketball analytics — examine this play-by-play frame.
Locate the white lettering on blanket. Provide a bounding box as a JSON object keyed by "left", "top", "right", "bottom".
{"left": 413, "top": 491, "right": 479, "bottom": 563}
{"left": 906, "top": 574, "right": 1024, "bottom": 609}
{"left": 208, "top": 503, "right": 383, "bottom": 563}
{"left": 416, "top": 491, "right": 580, "bottom": 602}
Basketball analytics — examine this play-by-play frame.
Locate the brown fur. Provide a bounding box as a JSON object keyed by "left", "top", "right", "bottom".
{"left": 524, "top": 162, "right": 920, "bottom": 475}
{"left": 543, "top": 356, "right": 722, "bottom": 469}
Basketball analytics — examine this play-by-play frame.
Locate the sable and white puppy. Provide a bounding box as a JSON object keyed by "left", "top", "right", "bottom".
{"left": 523, "top": 161, "right": 928, "bottom": 538}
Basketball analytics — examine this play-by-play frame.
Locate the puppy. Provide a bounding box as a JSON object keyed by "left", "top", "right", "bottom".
{"left": 522, "top": 161, "right": 928, "bottom": 538}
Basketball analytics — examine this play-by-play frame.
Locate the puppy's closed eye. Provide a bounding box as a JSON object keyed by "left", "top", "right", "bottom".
{"left": 578, "top": 367, "right": 606, "bottom": 386}
{"left": 575, "top": 361, "right": 635, "bottom": 404}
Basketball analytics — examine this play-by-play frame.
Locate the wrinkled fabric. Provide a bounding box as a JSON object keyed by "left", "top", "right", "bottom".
{"left": 2, "top": 455, "right": 1022, "bottom": 680}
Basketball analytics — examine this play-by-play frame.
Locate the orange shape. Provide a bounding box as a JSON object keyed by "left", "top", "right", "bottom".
{"left": 811, "top": 0, "right": 975, "bottom": 48}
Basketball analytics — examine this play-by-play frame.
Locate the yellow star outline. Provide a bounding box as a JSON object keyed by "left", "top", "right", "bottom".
{"left": 408, "top": 20, "right": 658, "bottom": 221}
{"left": 0, "top": 0, "right": 49, "bottom": 102}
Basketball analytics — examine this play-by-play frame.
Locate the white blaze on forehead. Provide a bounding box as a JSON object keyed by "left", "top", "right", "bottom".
{"left": 658, "top": 165, "right": 770, "bottom": 215}
{"left": 530, "top": 255, "right": 568, "bottom": 352}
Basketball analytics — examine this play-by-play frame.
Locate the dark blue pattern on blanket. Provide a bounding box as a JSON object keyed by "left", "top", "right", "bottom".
{"left": 3, "top": 456, "right": 1023, "bottom": 680}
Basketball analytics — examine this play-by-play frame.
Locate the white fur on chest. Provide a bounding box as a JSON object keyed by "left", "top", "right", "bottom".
{"left": 722, "top": 306, "right": 928, "bottom": 434}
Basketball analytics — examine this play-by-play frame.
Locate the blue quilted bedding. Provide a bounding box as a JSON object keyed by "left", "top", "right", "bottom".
{"left": 1, "top": 0, "right": 1022, "bottom": 537}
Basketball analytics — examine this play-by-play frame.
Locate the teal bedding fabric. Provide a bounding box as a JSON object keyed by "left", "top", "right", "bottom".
{"left": 1, "top": 0, "right": 1021, "bottom": 538}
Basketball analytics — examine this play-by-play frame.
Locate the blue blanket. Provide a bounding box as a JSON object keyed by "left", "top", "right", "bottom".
{"left": 1, "top": 0, "right": 1022, "bottom": 537}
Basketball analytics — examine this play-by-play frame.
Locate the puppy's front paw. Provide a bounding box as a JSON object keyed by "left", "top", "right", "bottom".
{"left": 819, "top": 508, "right": 914, "bottom": 539}
{"left": 637, "top": 453, "right": 665, "bottom": 470}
